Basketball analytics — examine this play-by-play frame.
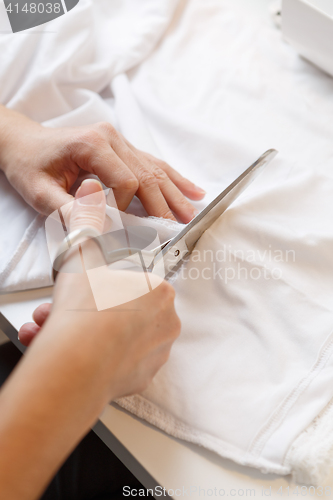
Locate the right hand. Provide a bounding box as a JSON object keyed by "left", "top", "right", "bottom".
{"left": 19, "top": 179, "right": 181, "bottom": 403}
{"left": 0, "top": 180, "right": 180, "bottom": 500}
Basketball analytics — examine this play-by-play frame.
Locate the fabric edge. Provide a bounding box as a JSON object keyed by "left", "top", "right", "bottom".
{"left": 285, "top": 398, "right": 333, "bottom": 486}
{"left": 115, "top": 394, "right": 290, "bottom": 477}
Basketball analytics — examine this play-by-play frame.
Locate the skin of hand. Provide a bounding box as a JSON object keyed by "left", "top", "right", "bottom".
{"left": 0, "top": 179, "right": 181, "bottom": 500}
{"left": 0, "top": 104, "right": 205, "bottom": 223}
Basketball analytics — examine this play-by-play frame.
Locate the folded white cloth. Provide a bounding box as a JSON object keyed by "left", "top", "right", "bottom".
{"left": 1, "top": 0, "right": 333, "bottom": 486}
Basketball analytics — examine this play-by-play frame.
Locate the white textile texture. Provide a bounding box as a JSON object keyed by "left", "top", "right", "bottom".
{"left": 1, "top": 0, "right": 333, "bottom": 485}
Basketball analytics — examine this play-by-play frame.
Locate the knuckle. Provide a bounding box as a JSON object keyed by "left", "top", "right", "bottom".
{"left": 139, "top": 171, "right": 158, "bottom": 189}
{"left": 119, "top": 176, "right": 139, "bottom": 192}
{"left": 161, "top": 280, "right": 176, "bottom": 301}
{"left": 152, "top": 167, "right": 169, "bottom": 184}
{"left": 32, "top": 188, "right": 46, "bottom": 212}
{"left": 73, "top": 129, "right": 103, "bottom": 149}
{"left": 84, "top": 129, "right": 103, "bottom": 144}
{"left": 94, "top": 121, "right": 117, "bottom": 138}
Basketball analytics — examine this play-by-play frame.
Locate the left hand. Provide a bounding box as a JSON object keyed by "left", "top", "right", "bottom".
{"left": 0, "top": 107, "right": 205, "bottom": 223}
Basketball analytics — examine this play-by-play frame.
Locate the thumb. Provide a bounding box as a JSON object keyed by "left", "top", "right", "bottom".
{"left": 70, "top": 179, "right": 106, "bottom": 234}
{"left": 52, "top": 179, "right": 106, "bottom": 281}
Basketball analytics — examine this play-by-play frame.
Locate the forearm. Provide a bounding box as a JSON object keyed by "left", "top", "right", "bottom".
{"left": 0, "top": 315, "right": 113, "bottom": 500}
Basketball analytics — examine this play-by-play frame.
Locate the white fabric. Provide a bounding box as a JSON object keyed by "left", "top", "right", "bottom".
{"left": 1, "top": 0, "right": 333, "bottom": 484}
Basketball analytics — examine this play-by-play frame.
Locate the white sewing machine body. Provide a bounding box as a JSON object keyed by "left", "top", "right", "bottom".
{"left": 282, "top": 0, "right": 333, "bottom": 77}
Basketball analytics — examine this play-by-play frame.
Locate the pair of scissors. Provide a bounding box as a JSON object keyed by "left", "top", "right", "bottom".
{"left": 53, "top": 149, "right": 277, "bottom": 281}
{"left": 97, "top": 149, "right": 278, "bottom": 280}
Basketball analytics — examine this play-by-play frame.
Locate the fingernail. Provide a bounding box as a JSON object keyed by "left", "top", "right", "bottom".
{"left": 195, "top": 186, "right": 206, "bottom": 195}
{"left": 76, "top": 179, "right": 104, "bottom": 206}
{"left": 193, "top": 209, "right": 200, "bottom": 217}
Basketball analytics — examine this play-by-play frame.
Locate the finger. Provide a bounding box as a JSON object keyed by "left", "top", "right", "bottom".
{"left": 155, "top": 161, "right": 206, "bottom": 201}
{"left": 137, "top": 180, "right": 177, "bottom": 221}
{"left": 32, "top": 303, "right": 52, "bottom": 327}
{"left": 94, "top": 127, "right": 176, "bottom": 219}
{"left": 18, "top": 303, "right": 52, "bottom": 347}
{"left": 92, "top": 149, "right": 138, "bottom": 211}
{"left": 109, "top": 142, "right": 177, "bottom": 220}
{"left": 71, "top": 179, "right": 106, "bottom": 233}
{"left": 18, "top": 322, "right": 41, "bottom": 347}
{"left": 107, "top": 156, "right": 139, "bottom": 211}
{"left": 125, "top": 144, "right": 206, "bottom": 201}
{"left": 69, "top": 179, "right": 107, "bottom": 272}
{"left": 73, "top": 138, "right": 138, "bottom": 211}
{"left": 158, "top": 176, "right": 199, "bottom": 223}
{"left": 127, "top": 151, "right": 199, "bottom": 222}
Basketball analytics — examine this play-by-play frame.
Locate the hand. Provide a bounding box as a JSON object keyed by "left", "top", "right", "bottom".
{"left": 0, "top": 183, "right": 181, "bottom": 499}
{"left": 19, "top": 179, "right": 181, "bottom": 399}
{"left": 0, "top": 105, "right": 205, "bottom": 222}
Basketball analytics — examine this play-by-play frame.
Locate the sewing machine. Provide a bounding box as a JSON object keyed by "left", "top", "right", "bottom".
{"left": 282, "top": 0, "right": 333, "bottom": 77}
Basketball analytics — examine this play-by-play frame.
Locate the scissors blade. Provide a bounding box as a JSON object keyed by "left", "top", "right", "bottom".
{"left": 158, "top": 149, "right": 278, "bottom": 277}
